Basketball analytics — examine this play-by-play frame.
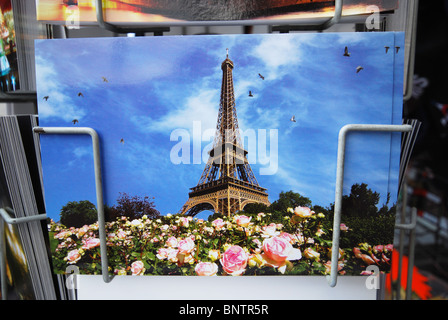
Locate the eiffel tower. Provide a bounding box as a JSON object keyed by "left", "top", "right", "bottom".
{"left": 179, "top": 50, "right": 270, "bottom": 217}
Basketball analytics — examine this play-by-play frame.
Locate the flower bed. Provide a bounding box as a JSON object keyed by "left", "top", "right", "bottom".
{"left": 49, "top": 207, "right": 393, "bottom": 276}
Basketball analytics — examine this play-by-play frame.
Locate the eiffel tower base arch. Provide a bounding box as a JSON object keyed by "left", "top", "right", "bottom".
{"left": 179, "top": 182, "right": 270, "bottom": 217}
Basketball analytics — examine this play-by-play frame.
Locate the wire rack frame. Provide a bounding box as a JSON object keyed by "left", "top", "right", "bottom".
{"left": 31, "top": 123, "right": 413, "bottom": 291}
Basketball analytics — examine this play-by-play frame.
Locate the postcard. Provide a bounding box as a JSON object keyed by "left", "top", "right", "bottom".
{"left": 35, "top": 32, "right": 404, "bottom": 277}
{"left": 35, "top": 0, "right": 399, "bottom": 26}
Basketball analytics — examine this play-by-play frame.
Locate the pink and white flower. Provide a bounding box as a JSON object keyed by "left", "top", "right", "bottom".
{"left": 220, "top": 245, "right": 248, "bottom": 276}
{"left": 131, "top": 261, "right": 145, "bottom": 275}
{"left": 65, "top": 249, "right": 82, "bottom": 264}
{"left": 177, "top": 237, "right": 195, "bottom": 254}
{"left": 195, "top": 262, "right": 218, "bottom": 276}
{"left": 82, "top": 237, "right": 101, "bottom": 250}
{"left": 166, "top": 236, "right": 178, "bottom": 248}
{"left": 156, "top": 248, "right": 170, "bottom": 260}
{"left": 179, "top": 217, "right": 190, "bottom": 227}
{"left": 294, "top": 206, "right": 314, "bottom": 218}
{"left": 261, "top": 236, "right": 302, "bottom": 274}
{"left": 234, "top": 215, "right": 252, "bottom": 228}
{"left": 212, "top": 218, "right": 225, "bottom": 230}
{"left": 261, "top": 223, "right": 280, "bottom": 238}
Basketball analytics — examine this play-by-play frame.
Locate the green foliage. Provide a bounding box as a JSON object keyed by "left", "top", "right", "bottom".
{"left": 339, "top": 215, "right": 396, "bottom": 249}
{"left": 59, "top": 200, "right": 98, "bottom": 228}
{"left": 51, "top": 184, "right": 397, "bottom": 276}
{"left": 269, "top": 190, "right": 312, "bottom": 213}
{"left": 105, "top": 192, "right": 160, "bottom": 222}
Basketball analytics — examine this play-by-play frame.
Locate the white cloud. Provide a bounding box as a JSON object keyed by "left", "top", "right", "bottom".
{"left": 249, "top": 34, "right": 316, "bottom": 81}
{"left": 35, "top": 55, "right": 86, "bottom": 123}
{"left": 131, "top": 88, "right": 219, "bottom": 139}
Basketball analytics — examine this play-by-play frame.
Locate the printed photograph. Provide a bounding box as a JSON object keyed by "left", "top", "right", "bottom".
{"left": 0, "top": 0, "right": 19, "bottom": 92}
{"left": 35, "top": 0, "right": 399, "bottom": 25}
{"left": 35, "top": 32, "right": 404, "bottom": 277}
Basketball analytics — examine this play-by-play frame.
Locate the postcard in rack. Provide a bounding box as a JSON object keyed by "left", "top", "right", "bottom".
{"left": 35, "top": 31, "right": 405, "bottom": 277}
{"left": 35, "top": 0, "right": 399, "bottom": 25}
{"left": 0, "top": 0, "right": 19, "bottom": 92}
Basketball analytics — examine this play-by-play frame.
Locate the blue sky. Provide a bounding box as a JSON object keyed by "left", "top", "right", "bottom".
{"left": 35, "top": 32, "right": 404, "bottom": 222}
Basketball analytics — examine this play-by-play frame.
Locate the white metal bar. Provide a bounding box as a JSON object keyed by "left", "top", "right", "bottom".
{"left": 328, "top": 123, "right": 412, "bottom": 288}
{"left": 0, "top": 207, "right": 47, "bottom": 225}
{"left": 0, "top": 208, "right": 48, "bottom": 299}
{"left": 273, "top": 0, "right": 343, "bottom": 32}
{"left": 95, "top": 0, "right": 169, "bottom": 34}
{"left": 95, "top": 0, "right": 342, "bottom": 32}
{"left": 33, "top": 126, "right": 113, "bottom": 284}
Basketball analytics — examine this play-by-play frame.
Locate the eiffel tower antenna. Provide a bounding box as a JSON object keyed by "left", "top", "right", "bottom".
{"left": 179, "top": 52, "right": 270, "bottom": 217}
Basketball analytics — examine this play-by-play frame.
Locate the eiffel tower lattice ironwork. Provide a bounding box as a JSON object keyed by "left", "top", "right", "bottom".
{"left": 179, "top": 50, "right": 270, "bottom": 217}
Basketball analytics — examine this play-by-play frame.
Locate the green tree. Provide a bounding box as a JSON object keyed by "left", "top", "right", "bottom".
{"left": 336, "top": 183, "right": 381, "bottom": 217}
{"left": 242, "top": 202, "right": 270, "bottom": 215}
{"left": 60, "top": 200, "right": 98, "bottom": 228}
{"left": 270, "top": 190, "right": 312, "bottom": 213}
{"left": 105, "top": 192, "right": 160, "bottom": 221}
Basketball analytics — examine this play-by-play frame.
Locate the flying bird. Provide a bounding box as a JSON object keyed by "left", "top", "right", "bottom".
{"left": 258, "top": 73, "right": 265, "bottom": 80}
{"left": 102, "top": 76, "right": 108, "bottom": 82}
{"left": 72, "top": 119, "right": 78, "bottom": 125}
{"left": 290, "top": 115, "right": 296, "bottom": 122}
{"left": 43, "top": 96, "right": 49, "bottom": 101}
{"left": 120, "top": 138, "right": 125, "bottom": 144}
{"left": 395, "top": 46, "right": 400, "bottom": 53}
{"left": 78, "top": 92, "right": 84, "bottom": 97}
{"left": 356, "top": 66, "right": 364, "bottom": 73}
{"left": 343, "top": 46, "right": 351, "bottom": 57}
{"left": 385, "top": 46, "right": 390, "bottom": 53}
{"left": 249, "top": 91, "right": 253, "bottom": 97}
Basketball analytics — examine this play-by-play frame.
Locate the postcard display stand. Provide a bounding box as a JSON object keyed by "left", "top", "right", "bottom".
{"left": 0, "top": 0, "right": 421, "bottom": 300}
{"left": 31, "top": 123, "right": 415, "bottom": 300}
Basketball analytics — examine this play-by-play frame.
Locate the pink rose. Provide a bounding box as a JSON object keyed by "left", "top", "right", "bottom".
{"left": 360, "top": 270, "right": 374, "bottom": 275}
{"left": 262, "top": 236, "right": 302, "bottom": 264}
{"left": 279, "top": 232, "right": 295, "bottom": 244}
{"left": 179, "top": 217, "right": 189, "bottom": 227}
{"left": 82, "top": 237, "right": 101, "bottom": 250}
{"left": 55, "top": 230, "right": 71, "bottom": 239}
{"left": 353, "top": 247, "right": 362, "bottom": 259}
{"left": 385, "top": 244, "right": 393, "bottom": 252}
{"left": 373, "top": 245, "right": 384, "bottom": 253}
{"left": 360, "top": 254, "right": 376, "bottom": 265}
{"left": 131, "top": 261, "right": 145, "bottom": 275}
{"left": 177, "top": 237, "right": 195, "bottom": 254}
{"left": 156, "top": 248, "right": 170, "bottom": 260}
{"left": 117, "top": 230, "right": 127, "bottom": 239}
{"left": 340, "top": 223, "right": 349, "bottom": 231}
{"left": 166, "top": 236, "right": 178, "bottom": 247}
{"left": 294, "top": 206, "right": 314, "bottom": 218}
{"left": 261, "top": 223, "right": 279, "bottom": 237}
{"left": 212, "top": 218, "right": 225, "bottom": 230}
{"left": 66, "top": 249, "right": 81, "bottom": 264}
{"left": 220, "top": 245, "right": 248, "bottom": 276}
{"left": 195, "top": 262, "right": 219, "bottom": 276}
{"left": 235, "top": 215, "right": 252, "bottom": 227}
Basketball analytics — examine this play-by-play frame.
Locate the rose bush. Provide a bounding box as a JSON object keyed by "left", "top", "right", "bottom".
{"left": 48, "top": 209, "right": 393, "bottom": 276}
